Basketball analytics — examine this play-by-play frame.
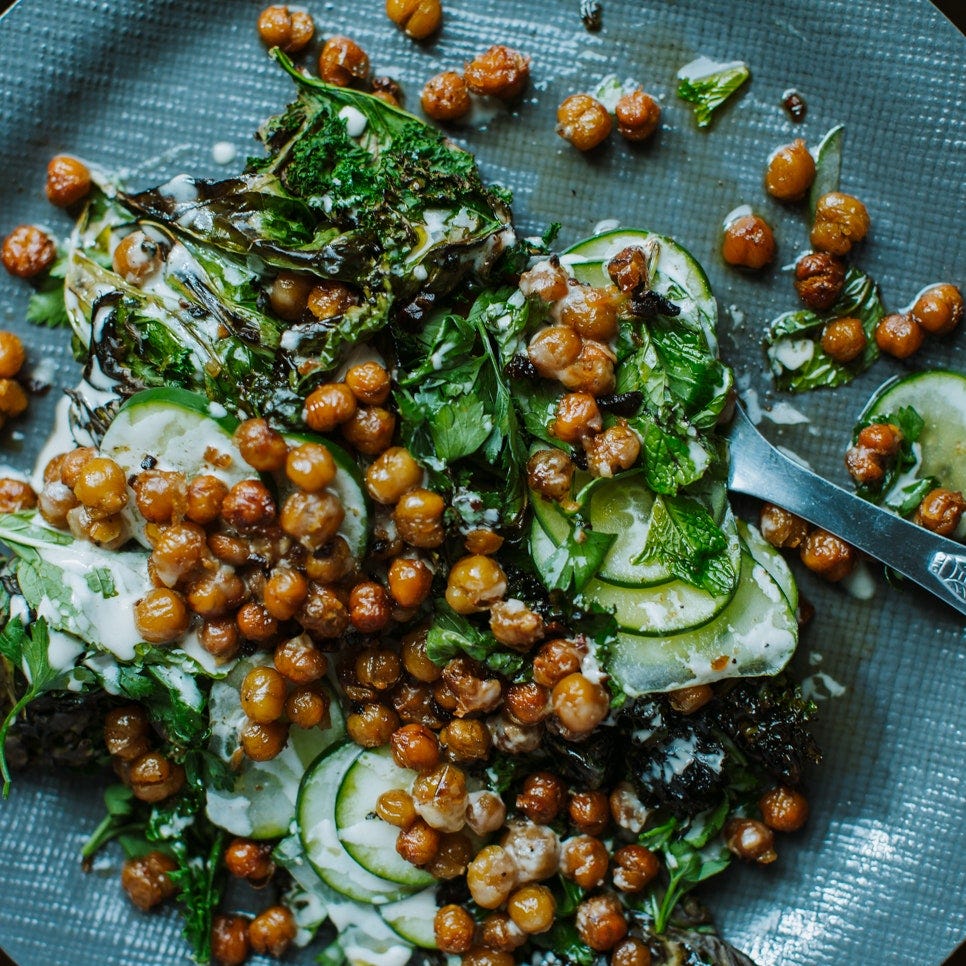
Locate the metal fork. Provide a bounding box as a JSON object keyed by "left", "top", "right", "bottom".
{"left": 726, "top": 404, "right": 966, "bottom": 618}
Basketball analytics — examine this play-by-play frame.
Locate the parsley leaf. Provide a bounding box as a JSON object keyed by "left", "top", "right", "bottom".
{"left": 25, "top": 250, "right": 70, "bottom": 328}
{"left": 677, "top": 57, "right": 750, "bottom": 127}
{"left": 426, "top": 604, "right": 525, "bottom": 677}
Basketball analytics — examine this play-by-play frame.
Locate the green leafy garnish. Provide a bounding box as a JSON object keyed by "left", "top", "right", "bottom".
{"left": 81, "top": 784, "right": 139, "bottom": 863}
{"left": 541, "top": 523, "right": 617, "bottom": 594}
{"left": 808, "top": 124, "right": 845, "bottom": 215}
{"left": 426, "top": 604, "right": 526, "bottom": 677}
{"left": 26, "top": 250, "right": 70, "bottom": 328}
{"left": 677, "top": 57, "right": 750, "bottom": 128}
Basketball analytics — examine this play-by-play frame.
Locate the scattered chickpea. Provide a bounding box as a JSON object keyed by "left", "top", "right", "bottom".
{"left": 556, "top": 94, "right": 612, "bottom": 151}
{"left": 507, "top": 883, "right": 556, "bottom": 934}
{"left": 552, "top": 392, "right": 602, "bottom": 443}
{"left": 612, "top": 843, "right": 659, "bottom": 892}
{"left": 285, "top": 687, "right": 329, "bottom": 729}
{"left": 224, "top": 838, "right": 276, "bottom": 884}
{"left": 440, "top": 718, "right": 492, "bottom": 763}
{"left": 264, "top": 571, "right": 311, "bottom": 623}
{"left": 0, "top": 477, "right": 35, "bottom": 513}
{"left": 235, "top": 418, "right": 288, "bottom": 472}
{"left": 376, "top": 788, "right": 418, "bottom": 828}
{"left": 349, "top": 580, "right": 392, "bottom": 633}
{"left": 269, "top": 271, "right": 314, "bottom": 321}
{"left": 394, "top": 488, "right": 446, "bottom": 548}
{"left": 584, "top": 421, "right": 641, "bottom": 477}
{"left": 461, "top": 949, "right": 516, "bottom": 966}
{"left": 445, "top": 554, "right": 507, "bottom": 614}
{"left": 794, "top": 252, "right": 846, "bottom": 312}
{"left": 481, "top": 912, "right": 527, "bottom": 952}
{"left": 120, "top": 851, "right": 178, "bottom": 911}
{"left": 0, "top": 379, "right": 28, "bottom": 419}
{"left": 764, "top": 139, "right": 815, "bottom": 202}
{"left": 134, "top": 588, "right": 190, "bottom": 644}
{"left": 112, "top": 230, "right": 163, "bottom": 285}
{"left": 0, "top": 331, "right": 25, "bottom": 379}
{"left": 532, "top": 638, "right": 583, "bottom": 688}
{"left": 464, "top": 45, "right": 530, "bottom": 101}
{"left": 346, "top": 702, "right": 400, "bottom": 748}
{"left": 722, "top": 213, "right": 776, "bottom": 270}
{"left": 318, "top": 36, "right": 370, "bottom": 88}
{"left": 800, "top": 528, "right": 856, "bottom": 582}
{"left": 607, "top": 246, "right": 649, "bottom": 293}
{"left": 528, "top": 325, "right": 583, "bottom": 379}
{"left": 910, "top": 283, "right": 963, "bottom": 336}
{"left": 421, "top": 72, "right": 471, "bottom": 122}
{"left": 391, "top": 722, "right": 441, "bottom": 773}
{"left": 297, "top": 581, "right": 350, "bottom": 638}
{"left": 466, "top": 844, "right": 519, "bottom": 908}
{"left": 341, "top": 405, "right": 397, "bottom": 456}
{"left": 104, "top": 705, "right": 152, "bottom": 762}
{"left": 434, "top": 904, "right": 476, "bottom": 954}
{"left": 248, "top": 905, "right": 297, "bottom": 958}
{"left": 611, "top": 937, "right": 653, "bottom": 966}
{"left": 875, "top": 312, "right": 924, "bottom": 359}
{"left": 560, "top": 834, "right": 609, "bottom": 889}
{"left": 186, "top": 475, "right": 228, "bottom": 525}
{"left": 575, "top": 893, "right": 628, "bottom": 952}
{"left": 759, "top": 503, "right": 810, "bottom": 550}
{"left": 568, "top": 790, "right": 610, "bottom": 835}
{"left": 810, "top": 191, "right": 870, "bottom": 256}
{"left": 425, "top": 830, "right": 474, "bottom": 879}
{"left": 307, "top": 281, "right": 357, "bottom": 321}
{"left": 304, "top": 382, "right": 357, "bottom": 432}
{"left": 345, "top": 360, "right": 391, "bottom": 405}
{"left": 386, "top": 0, "right": 443, "bottom": 38}
{"left": 211, "top": 913, "right": 251, "bottom": 966}
{"left": 129, "top": 751, "right": 186, "bottom": 803}
{"left": 558, "top": 340, "right": 616, "bottom": 396}
{"left": 45, "top": 155, "right": 92, "bottom": 207}
{"left": 257, "top": 5, "right": 314, "bottom": 53}
{"left": 724, "top": 817, "right": 777, "bottom": 864}
{"left": 388, "top": 556, "right": 434, "bottom": 608}
{"left": 396, "top": 817, "right": 441, "bottom": 866}
{"left": 366, "top": 446, "right": 423, "bottom": 504}
{"left": 519, "top": 260, "right": 570, "bottom": 302}
{"left": 2, "top": 224, "right": 56, "bottom": 278}
{"left": 759, "top": 786, "right": 810, "bottom": 832}
{"left": 516, "top": 772, "right": 566, "bottom": 824}
{"left": 552, "top": 673, "right": 610, "bottom": 736}
{"left": 222, "top": 479, "right": 276, "bottom": 530}
{"left": 914, "top": 487, "right": 966, "bottom": 537}
{"left": 615, "top": 89, "right": 661, "bottom": 142}
{"left": 820, "top": 316, "right": 867, "bottom": 364}
{"left": 527, "top": 447, "right": 575, "bottom": 502}
{"left": 668, "top": 684, "right": 713, "bottom": 715}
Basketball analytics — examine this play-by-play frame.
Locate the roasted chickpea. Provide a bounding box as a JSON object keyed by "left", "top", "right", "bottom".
{"left": 0, "top": 331, "right": 26, "bottom": 378}
{"left": 558, "top": 339, "right": 616, "bottom": 396}
{"left": 121, "top": 851, "right": 178, "bottom": 911}
{"left": 875, "top": 313, "right": 924, "bottom": 359}
{"left": 411, "top": 762, "right": 469, "bottom": 832}
{"left": 134, "top": 588, "right": 190, "bottom": 644}
{"left": 516, "top": 772, "right": 565, "bottom": 823}
{"left": 461, "top": 949, "right": 516, "bottom": 966}
{"left": 240, "top": 719, "right": 289, "bottom": 761}
{"left": 129, "top": 751, "right": 186, "bottom": 803}
{"left": 187, "top": 567, "right": 247, "bottom": 619}
{"left": 607, "top": 246, "right": 649, "bottom": 294}
{"left": 2, "top": 225, "right": 56, "bottom": 278}
{"left": 501, "top": 682, "right": 549, "bottom": 727}
{"left": 615, "top": 89, "right": 661, "bottom": 142}
{"left": 467, "top": 844, "right": 519, "bottom": 909}
{"left": 557, "top": 93, "right": 612, "bottom": 151}
{"left": 552, "top": 673, "right": 609, "bottom": 736}
{"left": 235, "top": 418, "right": 288, "bottom": 472}
{"left": 568, "top": 790, "right": 610, "bottom": 835}
{"left": 800, "top": 528, "right": 855, "bottom": 582}
{"left": 424, "top": 831, "right": 474, "bottom": 879}
{"left": 820, "top": 316, "right": 867, "bottom": 363}
{"left": 584, "top": 420, "right": 641, "bottom": 477}
{"left": 237, "top": 602, "right": 279, "bottom": 643}
{"left": 396, "top": 817, "right": 441, "bottom": 866}
{"left": 388, "top": 556, "right": 434, "bottom": 608}
{"left": 910, "top": 283, "right": 963, "bottom": 336}
{"left": 389, "top": 723, "right": 440, "bottom": 773}
{"left": 240, "top": 666, "right": 286, "bottom": 723}
{"left": 45, "top": 154, "right": 92, "bottom": 207}
{"left": 365, "top": 447, "right": 423, "bottom": 504}
{"left": 268, "top": 270, "right": 314, "bottom": 321}
{"left": 612, "top": 843, "right": 659, "bottom": 892}
{"left": 222, "top": 479, "right": 276, "bottom": 529}
{"left": 575, "top": 893, "right": 628, "bottom": 952}
{"left": 343, "top": 360, "right": 390, "bottom": 405}
{"left": 610, "top": 786, "right": 648, "bottom": 837}
{"left": 764, "top": 139, "right": 815, "bottom": 202}
{"left": 857, "top": 423, "right": 903, "bottom": 458}
{"left": 519, "top": 260, "right": 569, "bottom": 302}
{"left": 725, "top": 817, "right": 777, "bottom": 863}
{"left": 346, "top": 702, "right": 400, "bottom": 748}
{"left": 318, "top": 36, "right": 369, "bottom": 87}
{"left": 280, "top": 489, "right": 344, "bottom": 548}
{"left": 480, "top": 912, "right": 527, "bottom": 953}
{"left": 211, "top": 913, "right": 251, "bottom": 966}
{"left": 528, "top": 325, "right": 583, "bottom": 379}
{"left": 394, "top": 488, "right": 446, "bottom": 548}
{"left": 297, "top": 582, "right": 349, "bottom": 638}
{"left": 283, "top": 442, "right": 334, "bottom": 493}
{"left": 759, "top": 785, "right": 809, "bottom": 832}
{"left": 186, "top": 475, "right": 228, "bottom": 525}
{"left": 257, "top": 5, "right": 314, "bottom": 52}
{"left": 464, "top": 527, "right": 503, "bottom": 556}
{"left": 0, "top": 477, "right": 36, "bottom": 513}
{"left": 286, "top": 686, "right": 330, "bottom": 729}
{"left": 303, "top": 382, "right": 357, "bottom": 432}
{"left": 914, "top": 487, "right": 966, "bottom": 537}
{"left": 559, "top": 285, "right": 619, "bottom": 341}
{"left": 104, "top": 705, "right": 152, "bottom": 761}
{"left": 794, "top": 251, "right": 846, "bottom": 312}
{"left": 612, "top": 937, "right": 653, "bottom": 966}
{"left": 132, "top": 470, "right": 187, "bottom": 525}
{"left": 356, "top": 648, "right": 402, "bottom": 691}
{"left": 113, "top": 230, "right": 163, "bottom": 285}
{"left": 399, "top": 630, "right": 441, "bottom": 683}
{"left": 306, "top": 281, "right": 357, "bottom": 322}
{"left": 387, "top": 0, "right": 442, "bottom": 38}
{"left": 38, "top": 480, "right": 78, "bottom": 528}
{"left": 421, "top": 72, "right": 471, "bottom": 122}
{"left": 249, "top": 905, "right": 296, "bottom": 958}
{"left": 376, "top": 788, "right": 417, "bottom": 828}
{"left": 0, "top": 379, "right": 28, "bottom": 418}
{"left": 507, "top": 884, "right": 555, "bottom": 935}
{"left": 342, "top": 405, "right": 396, "bottom": 456}
{"left": 434, "top": 905, "right": 475, "bottom": 954}
{"left": 527, "top": 448, "right": 574, "bottom": 502}
{"left": 532, "top": 639, "right": 582, "bottom": 688}
{"left": 759, "top": 503, "right": 810, "bottom": 549}
{"left": 560, "top": 835, "right": 609, "bottom": 889}
{"left": 74, "top": 456, "right": 127, "bottom": 517}
{"left": 263, "top": 570, "right": 309, "bottom": 622}
{"left": 445, "top": 555, "right": 507, "bottom": 614}
{"left": 224, "top": 837, "right": 276, "bottom": 884}
{"left": 668, "top": 684, "right": 713, "bottom": 715}
{"left": 722, "top": 214, "right": 776, "bottom": 269}
{"left": 552, "top": 392, "right": 602, "bottom": 443}
{"left": 810, "top": 191, "right": 870, "bottom": 255}
{"left": 465, "top": 44, "right": 530, "bottom": 100}
{"left": 465, "top": 790, "right": 507, "bottom": 837}
{"left": 489, "top": 600, "right": 544, "bottom": 652}
{"left": 200, "top": 618, "right": 240, "bottom": 661}
{"left": 439, "top": 718, "right": 491, "bottom": 763}
{"left": 845, "top": 446, "right": 885, "bottom": 486}
{"left": 305, "top": 535, "right": 355, "bottom": 584}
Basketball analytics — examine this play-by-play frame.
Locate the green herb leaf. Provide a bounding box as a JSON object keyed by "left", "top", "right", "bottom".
{"left": 677, "top": 57, "right": 750, "bottom": 127}
{"left": 430, "top": 396, "right": 493, "bottom": 461}
{"left": 426, "top": 604, "right": 524, "bottom": 676}
{"left": 634, "top": 416, "right": 708, "bottom": 495}
{"left": 808, "top": 124, "right": 845, "bottom": 216}
{"left": 85, "top": 568, "right": 118, "bottom": 599}
{"left": 540, "top": 523, "right": 617, "bottom": 594}
{"left": 26, "top": 251, "right": 70, "bottom": 328}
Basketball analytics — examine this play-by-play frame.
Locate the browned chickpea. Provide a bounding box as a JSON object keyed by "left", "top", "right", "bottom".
{"left": 388, "top": 556, "right": 434, "bottom": 608}
{"left": 297, "top": 582, "right": 349, "bottom": 638}
{"left": 280, "top": 490, "right": 344, "bottom": 549}
{"left": 346, "top": 702, "right": 400, "bottom": 748}
{"left": 134, "top": 588, "right": 189, "bottom": 644}
{"left": 481, "top": 912, "right": 527, "bottom": 953}
{"left": 434, "top": 904, "right": 475, "bottom": 954}
{"left": 724, "top": 817, "right": 777, "bottom": 864}
{"left": 764, "top": 139, "right": 816, "bottom": 202}
{"left": 305, "top": 535, "right": 355, "bottom": 584}
{"left": 759, "top": 786, "right": 809, "bottom": 832}
{"left": 269, "top": 270, "right": 314, "bottom": 321}
{"left": 303, "top": 383, "right": 357, "bottom": 433}
{"left": 235, "top": 418, "right": 288, "bottom": 472}
{"left": 307, "top": 281, "right": 358, "bottom": 321}
{"left": 342, "top": 405, "right": 396, "bottom": 456}
{"left": 249, "top": 905, "right": 296, "bottom": 958}
{"left": 57, "top": 447, "right": 95, "bottom": 488}
{"left": 347, "top": 581, "right": 390, "bottom": 634}
{"left": 507, "top": 884, "right": 556, "bottom": 935}
{"left": 526, "top": 448, "right": 575, "bottom": 503}
{"left": 615, "top": 89, "right": 661, "bottom": 142}
{"left": 445, "top": 555, "right": 507, "bottom": 614}
{"left": 487, "top": 599, "right": 543, "bottom": 651}
{"left": 439, "top": 718, "right": 491, "bottom": 763}
{"left": 575, "top": 893, "right": 628, "bottom": 952}
{"left": 552, "top": 392, "right": 602, "bottom": 443}
{"left": 74, "top": 456, "right": 127, "bottom": 517}
{"left": 0, "top": 331, "right": 25, "bottom": 378}
{"left": 263, "top": 570, "right": 309, "bottom": 622}
{"left": 421, "top": 72, "right": 472, "bottom": 122}
{"left": 759, "top": 503, "right": 810, "bottom": 549}
{"left": 528, "top": 325, "right": 583, "bottom": 379}
{"left": 186, "top": 474, "right": 228, "bottom": 525}
{"left": 461, "top": 948, "right": 516, "bottom": 966}
{"left": 560, "top": 835, "right": 609, "bottom": 889}
{"left": 465, "top": 45, "right": 530, "bottom": 100}
{"left": 411, "top": 762, "right": 469, "bottom": 832}
{"left": 426, "top": 832, "right": 474, "bottom": 880}
{"left": 121, "top": 851, "right": 178, "bottom": 911}
{"left": 820, "top": 316, "right": 867, "bottom": 363}
{"left": 104, "top": 705, "right": 152, "bottom": 761}
{"left": 240, "top": 719, "right": 289, "bottom": 761}
{"left": 45, "top": 154, "right": 92, "bottom": 207}
{"left": 151, "top": 522, "right": 208, "bottom": 587}
{"left": 390, "top": 723, "right": 441, "bottom": 774}
{"left": 568, "top": 790, "right": 610, "bottom": 835}
{"left": 211, "top": 913, "right": 251, "bottom": 966}
{"left": 318, "top": 36, "right": 369, "bottom": 88}
{"left": 206, "top": 533, "right": 251, "bottom": 569}
{"left": 222, "top": 480, "right": 276, "bottom": 529}
{"left": 286, "top": 686, "right": 329, "bottom": 729}
{"left": 794, "top": 251, "right": 846, "bottom": 312}
{"left": 559, "top": 285, "right": 619, "bottom": 341}
{"left": 37, "top": 480, "right": 78, "bottom": 529}
{"left": 585, "top": 420, "right": 641, "bottom": 478}
{"left": 129, "top": 751, "right": 186, "bottom": 803}
{"left": 722, "top": 213, "right": 776, "bottom": 270}
{"left": 2, "top": 225, "right": 56, "bottom": 278}
{"left": 516, "top": 771, "right": 565, "bottom": 823}
{"left": 132, "top": 470, "right": 187, "bottom": 525}
{"left": 556, "top": 93, "right": 612, "bottom": 151}
{"left": 371, "top": 87, "right": 401, "bottom": 107}
{"left": 344, "top": 362, "right": 390, "bottom": 406}
{"left": 387, "top": 0, "right": 442, "bottom": 39}
{"left": 519, "top": 260, "right": 570, "bottom": 302}
{"left": 224, "top": 837, "right": 276, "bottom": 884}
{"left": 257, "top": 5, "right": 314, "bottom": 52}
{"left": 501, "top": 682, "right": 549, "bottom": 726}
{"left": 914, "top": 487, "right": 966, "bottom": 537}
{"left": 200, "top": 618, "right": 240, "bottom": 661}
{"left": 394, "top": 488, "right": 446, "bottom": 548}
{"left": 466, "top": 844, "right": 519, "bottom": 909}
{"left": 465, "top": 790, "right": 507, "bottom": 837}
{"left": 612, "top": 843, "right": 660, "bottom": 892}
{"left": 240, "top": 666, "right": 287, "bottom": 723}
{"left": 0, "top": 379, "right": 28, "bottom": 418}
{"left": 811, "top": 191, "right": 870, "bottom": 256}
{"left": 284, "top": 442, "right": 335, "bottom": 493}
{"left": 609, "top": 783, "right": 652, "bottom": 834}
{"left": 365, "top": 446, "right": 423, "bottom": 504}
{"left": 857, "top": 423, "right": 903, "bottom": 458}
{"left": 0, "top": 477, "right": 36, "bottom": 513}
{"left": 910, "top": 283, "right": 963, "bottom": 336}
{"left": 396, "top": 682, "right": 448, "bottom": 731}
{"left": 376, "top": 788, "right": 417, "bottom": 828}
{"left": 396, "top": 817, "right": 441, "bottom": 866}
{"left": 611, "top": 937, "right": 652, "bottom": 966}
{"left": 844, "top": 446, "right": 884, "bottom": 486}
{"left": 400, "top": 629, "right": 442, "bottom": 682}
{"left": 559, "top": 339, "right": 616, "bottom": 396}
{"left": 607, "top": 246, "right": 649, "bottom": 294}
{"left": 668, "top": 684, "right": 713, "bottom": 715}
{"left": 532, "top": 639, "right": 582, "bottom": 688}
{"left": 552, "top": 673, "right": 610, "bottom": 736}
{"left": 356, "top": 648, "right": 402, "bottom": 691}
{"left": 187, "top": 567, "right": 247, "bottom": 619}
{"left": 112, "top": 230, "right": 163, "bottom": 285}
{"left": 800, "top": 528, "right": 856, "bottom": 582}
{"left": 875, "top": 313, "right": 924, "bottom": 359}
{"left": 237, "top": 602, "right": 279, "bottom": 643}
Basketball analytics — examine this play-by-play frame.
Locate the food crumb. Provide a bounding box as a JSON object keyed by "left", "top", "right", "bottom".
{"left": 211, "top": 142, "right": 237, "bottom": 165}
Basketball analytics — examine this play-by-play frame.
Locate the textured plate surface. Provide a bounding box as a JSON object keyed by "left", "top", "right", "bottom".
{"left": 0, "top": 0, "right": 964, "bottom": 963}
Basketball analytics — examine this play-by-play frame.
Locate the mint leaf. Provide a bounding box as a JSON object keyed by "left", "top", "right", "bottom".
{"left": 677, "top": 57, "right": 750, "bottom": 127}
{"left": 808, "top": 124, "right": 845, "bottom": 216}
{"left": 636, "top": 417, "right": 704, "bottom": 494}
{"left": 541, "top": 524, "right": 616, "bottom": 594}
{"left": 426, "top": 603, "right": 523, "bottom": 675}
{"left": 85, "top": 567, "right": 118, "bottom": 599}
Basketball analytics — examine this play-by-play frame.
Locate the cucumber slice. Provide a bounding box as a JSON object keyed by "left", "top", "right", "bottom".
{"left": 737, "top": 519, "right": 798, "bottom": 611}
{"left": 857, "top": 370, "right": 966, "bottom": 497}
{"left": 609, "top": 549, "right": 797, "bottom": 695}
{"left": 335, "top": 747, "right": 434, "bottom": 889}
{"left": 282, "top": 431, "right": 370, "bottom": 560}
{"left": 298, "top": 742, "right": 415, "bottom": 904}
{"left": 206, "top": 658, "right": 345, "bottom": 839}
{"left": 379, "top": 889, "right": 439, "bottom": 948}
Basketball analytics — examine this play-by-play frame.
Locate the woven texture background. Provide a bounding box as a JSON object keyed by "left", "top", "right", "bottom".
{"left": 0, "top": 0, "right": 963, "bottom": 963}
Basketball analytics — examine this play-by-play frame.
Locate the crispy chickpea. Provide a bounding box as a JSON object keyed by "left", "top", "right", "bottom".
{"left": 528, "top": 325, "right": 583, "bottom": 379}
{"left": 129, "top": 751, "right": 186, "bottom": 803}
{"left": 318, "top": 36, "right": 369, "bottom": 87}
{"left": 559, "top": 285, "right": 619, "bottom": 341}
{"left": 0, "top": 477, "right": 36, "bottom": 513}
{"left": 434, "top": 905, "right": 475, "bottom": 954}
{"left": 440, "top": 718, "right": 491, "bottom": 763}
{"left": 615, "top": 89, "right": 661, "bottom": 142}
{"left": 391, "top": 723, "right": 440, "bottom": 773}
{"left": 187, "top": 567, "right": 247, "bottom": 619}
{"left": 388, "top": 556, "right": 434, "bottom": 608}
{"left": 2, "top": 225, "right": 56, "bottom": 278}
{"left": 467, "top": 844, "right": 519, "bottom": 909}
{"left": 342, "top": 405, "right": 396, "bottom": 456}
{"left": 58, "top": 447, "right": 95, "bottom": 488}
{"left": 342, "top": 361, "right": 390, "bottom": 404}
{"left": 305, "top": 535, "right": 355, "bottom": 584}
{"left": 134, "top": 588, "right": 189, "bottom": 644}
{"left": 286, "top": 686, "right": 329, "bottom": 729}
{"left": 400, "top": 630, "right": 441, "bottom": 683}
{"left": 257, "top": 5, "right": 314, "bottom": 52}
{"left": 568, "top": 790, "right": 610, "bottom": 835}
{"left": 552, "top": 392, "right": 602, "bottom": 443}
{"left": 297, "top": 582, "right": 350, "bottom": 638}
{"left": 268, "top": 270, "right": 314, "bottom": 321}
{"left": 303, "top": 382, "right": 357, "bottom": 432}
{"left": 557, "top": 93, "right": 612, "bottom": 151}
{"left": 612, "top": 937, "right": 653, "bottom": 966}
{"left": 346, "top": 702, "right": 400, "bottom": 748}
{"left": 38, "top": 480, "right": 78, "bottom": 528}
{"left": 356, "top": 648, "right": 402, "bottom": 691}
{"left": 911, "top": 283, "right": 963, "bottom": 336}
{"left": 222, "top": 479, "right": 276, "bottom": 529}
{"left": 552, "top": 673, "right": 610, "bottom": 736}
{"left": 519, "top": 259, "right": 569, "bottom": 302}
{"left": 507, "top": 884, "right": 555, "bottom": 935}
{"left": 612, "top": 843, "right": 659, "bottom": 892}
{"left": 0, "top": 332, "right": 25, "bottom": 378}
{"left": 224, "top": 838, "right": 276, "bottom": 884}
{"left": 845, "top": 446, "right": 884, "bottom": 486}
{"left": 794, "top": 252, "right": 846, "bottom": 312}
{"left": 240, "top": 719, "right": 289, "bottom": 761}
{"left": 481, "top": 913, "right": 526, "bottom": 952}
{"left": 800, "top": 528, "right": 856, "bottom": 582}
{"left": 104, "top": 705, "right": 152, "bottom": 761}
{"left": 576, "top": 893, "right": 628, "bottom": 952}
{"left": 465, "top": 44, "right": 530, "bottom": 100}
{"left": 421, "top": 72, "right": 471, "bottom": 122}
{"left": 426, "top": 835, "right": 473, "bottom": 879}
{"left": 764, "top": 139, "right": 816, "bottom": 202}
{"left": 132, "top": 470, "right": 187, "bottom": 525}
{"left": 465, "top": 790, "right": 507, "bottom": 837}
{"left": 488, "top": 711, "right": 542, "bottom": 754}
{"left": 607, "top": 246, "right": 649, "bottom": 294}
{"left": 724, "top": 817, "right": 777, "bottom": 864}
{"left": 74, "top": 456, "right": 128, "bottom": 517}
{"left": 307, "top": 281, "right": 357, "bottom": 321}
{"left": 235, "top": 418, "right": 288, "bottom": 472}
{"left": 113, "top": 230, "right": 164, "bottom": 285}
{"left": 284, "top": 442, "right": 335, "bottom": 493}
{"left": 668, "top": 684, "right": 713, "bottom": 715}
{"left": 533, "top": 639, "right": 582, "bottom": 688}
{"left": 249, "top": 905, "right": 296, "bottom": 958}
{"left": 207, "top": 533, "right": 250, "bottom": 569}
{"left": 461, "top": 949, "right": 516, "bottom": 966}
{"left": 560, "top": 835, "right": 609, "bottom": 889}
{"left": 527, "top": 448, "right": 574, "bottom": 503}
{"left": 857, "top": 423, "right": 904, "bottom": 458}
{"left": 237, "top": 602, "right": 279, "bottom": 643}
{"left": 263, "top": 569, "right": 309, "bottom": 621}
{"left": 186, "top": 474, "right": 228, "bottom": 525}
{"left": 722, "top": 214, "right": 776, "bottom": 269}
{"left": 585, "top": 420, "right": 641, "bottom": 477}
{"left": 395, "top": 817, "right": 441, "bottom": 866}
{"left": 759, "top": 786, "right": 809, "bottom": 832}
{"left": 489, "top": 600, "right": 544, "bottom": 651}
{"left": 759, "top": 503, "right": 810, "bottom": 550}
{"left": 820, "top": 316, "right": 867, "bottom": 363}
{"left": 121, "top": 851, "right": 178, "bottom": 911}
{"left": 875, "top": 313, "right": 924, "bottom": 359}
{"left": 445, "top": 555, "right": 507, "bottom": 614}
{"left": 811, "top": 191, "right": 871, "bottom": 256}
{"left": 151, "top": 522, "right": 207, "bottom": 587}
{"left": 211, "top": 913, "right": 251, "bottom": 966}
{"left": 515, "top": 772, "right": 565, "bottom": 824}
{"left": 45, "top": 154, "right": 92, "bottom": 207}
{"left": 200, "top": 618, "right": 240, "bottom": 661}
{"left": 559, "top": 339, "right": 616, "bottom": 396}
{"left": 412, "top": 762, "right": 469, "bottom": 832}
{"left": 387, "top": 0, "right": 442, "bottom": 39}
{"left": 377, "top": 788, "right": 417, "bottom": 828}
{"left": 366, "top": 447, "right": 423, "bottom": 504}
{"left": 0, "top": 379, "right": 28, "bottom": 418}
{"left": 240, "top": 666, "right": 286, "bottom": 723}
{"left": 394, "top": 488, "right": 446, "bottom": 548}
{"left": 914, "top": 487, "right": 966, "bottom": 537}
{"left": 280, "top": 489, "right": 344, "bottom": 548}
{"left": 612, "top": 784, "right": 651, "bottom": 836}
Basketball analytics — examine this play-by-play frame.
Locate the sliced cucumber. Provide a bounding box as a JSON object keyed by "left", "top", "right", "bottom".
{"left": 530, "top": 516, "right": 557, "bottom": 580}
{"left": 857, "top": 370, "right": 966, "bottom": 497}
{"left": 609, "top": 549, "right": 797, "bottom": 695}
{"left": 335, "top": 747, "right": 434, "bottom": 889}
{"left": 379, "top": 888, "right": 439, "bottom": 949}
{"left": 298, "top": 742, "right": 415, "bottom": 904}
{"left": 737, "top": 519, "right": 798, "bottom": 611}
{"left": 281, "top": 431, "right": 370, "bottom": 560}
